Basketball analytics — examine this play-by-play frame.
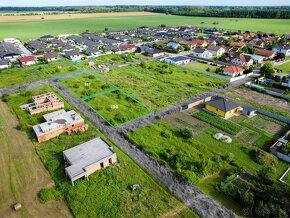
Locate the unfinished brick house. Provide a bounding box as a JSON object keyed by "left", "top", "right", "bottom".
{"left": 32, "top": 109, "right": 88, "bottom": 142}
{"left": 63, "top": 137, "right": 117, "bottom": 185}
{"left": 21, "top": 92, "right": 64, "bottom": 115}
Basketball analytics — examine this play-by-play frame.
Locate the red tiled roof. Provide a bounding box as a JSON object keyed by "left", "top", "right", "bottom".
{"left": 120, "top": 44, "right": 137, "bottom": 49}
{"left": 230, "top": 42, "right": 245, "bottom": 47}
{"left": 223, "top": 65, "right": 244, "bottom": 73}
{"left": 255, "top": 49, "right": 276, "bottom": 57}
{"left": 192, "top": 39, "right": 208, "bottom": 46}
{"left": 19, "top": 56, "right": 36, "bottom": 63}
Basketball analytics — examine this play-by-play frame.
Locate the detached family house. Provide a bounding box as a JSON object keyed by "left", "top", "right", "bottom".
{"left": 223, "top": 65, "right": 244, "bottom": 77}
{"left": 43, "top": 53, "right": 59, "bottom": 62}
{"left": 255, "top": 49, "right": 276, "bottom": 59}
{"left": 63, "top": 137, "right": 117, "bottom": 186}
{"left": 65, "top": 50, "right": 82, "bottom": 61}
{"left": 207, "top": 46, "right": 225, "bottom": 56}
{"left": 166, "top": 42, "right": 181, "bottom": 50}
{"left": 231, "top": 53, "right": 253, "bottom": 68}
{"left": 19, "top": 56, "right": 37, "bottom": 67}
{"left": 205, "top": 97, "right": 241, "bottom": 119}
{"left": 165, "top": 56, "right": 191, "bottom": 65}
{"left": 192, "top": 48, "right": 212, "bottom": 58}
{"left": 272, "top": 46, "right": 290, "bottom": 57}
{"left": 0, "top": 59, "right": 10, "bottom": 69}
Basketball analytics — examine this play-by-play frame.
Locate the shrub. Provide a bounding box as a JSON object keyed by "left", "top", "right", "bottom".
{"left": 255, "top": 150, "right": 275, "bottom": 165}
{"left": 88, "top": 75, "right": 95, "bottom": 79}
{"left": 2, "top": 93, "right": 10, "bottom": 102}
{"left": 180, "top": 127, "right": 193, "bottom": 139}
{"left": 223, "top": 152, "right": 235, "bottom": 162}
{"left": 40, "top": 187, "right": 63, "bottom": 203}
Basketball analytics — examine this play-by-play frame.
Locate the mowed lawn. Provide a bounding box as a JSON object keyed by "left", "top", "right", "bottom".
{"left": 99, "top": 61, "right": 227, "bottom": 111}
{"left": 184, "top": 62, "right": 229, "bottom": 78}
{"left": 275, "top": 61, "right": 290, "bottom": 74}
{"left": 0, "top": 99, "right": 72, "bottom": 217}
{"left": 2, "top": 84, "right": 197, "bottom": 217}
{"left": 0, "top": 15, "right": 289, "bottom": 40}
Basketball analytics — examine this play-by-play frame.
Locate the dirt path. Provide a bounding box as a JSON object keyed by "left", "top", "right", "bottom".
{"left": 0, "top": 12, "right": 161, "bottom": 23}
{"left": 160, "top": 205, "right": 187, "bottom": 218}
{"left": 0, "top": 100, "right": 72, "bottom": 218}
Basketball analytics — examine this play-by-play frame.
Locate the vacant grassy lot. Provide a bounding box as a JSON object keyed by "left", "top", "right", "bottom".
{"left": 0, "top": 65, "right": 49, "bottom": 88}
{"left": 3, "top": 84, "right": 196, "bottom": 217}
{"left": 99, "top": 61, "right": 226, "bottom": 111}
{"left": 0, "top": 99, "right": 72, "bottom": 217}
{"left": 85, "top": 89, "right": 153, "bottom": 127}
{"left": 42, "top": 60, "right": 84, "bottom": 77}
{"left": 223, "top": 86, "right": 290, "bottom": 119}
{"left": 79, "top": 54, "right": 150, "bottom": 70}
{"left": 184, "top": 62, "right": 229, "bottom": 78}
{"left": 59, "top": 72, "right": 116, "bottom": 98}
{"left": 0, "top": 15, "right": 289, "bottom": 40}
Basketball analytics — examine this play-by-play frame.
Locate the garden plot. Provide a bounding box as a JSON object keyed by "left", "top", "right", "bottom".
{"left": 59, "top": 72, "right": 153, "bottom": 127}
{"left": 42, "top": 60, "right": 84, "bottom": 77}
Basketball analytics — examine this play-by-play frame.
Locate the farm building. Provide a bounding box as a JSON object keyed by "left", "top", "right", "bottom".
{"left": 32, "top": 109, "right": 88, "bottom": 142}
{"left": 63, "top": 137, "right": 117, "bottom": 185}
{"left": 20, "top": 92, "right": 64, "bottom": 115}
{"left": 205, "top": 97, "right": 241, "bottom": 119}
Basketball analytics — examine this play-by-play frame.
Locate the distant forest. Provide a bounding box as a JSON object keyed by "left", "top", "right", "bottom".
{"left": 0, "top": 6, "right": 289, "bottom": 19}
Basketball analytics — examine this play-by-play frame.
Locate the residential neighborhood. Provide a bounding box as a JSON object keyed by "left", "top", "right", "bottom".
{"left": 0, "top": 4, "right": 289, "bottom": 218}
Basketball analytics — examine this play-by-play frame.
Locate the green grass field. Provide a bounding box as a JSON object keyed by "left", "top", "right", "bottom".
{"left": 85, "top": 89, "right": 153, "bottom": 127}
{"left": 98, "top": 61, "right": 227, "bottom": 111}
{"left": 184, "top": 62, "right": 229, "bottom": 78}
{"left": 275, "top": 61, "right": 290, "bottom": 74}
{"left": 126, "top": 120, "right": 290, "bottom": 216}
{"left": 2, "top": 84, "right": 198, "bottom": 217}
{"left": 0, "top": 65, "right": 49, "bottom": 88}
{"left": 0, "top": 15, "right": 289, "bottom": 41}
{"left": 42, "top": 60, "right": 84, "bottom": 77}
{"left": 79, "top": 54, "right": 150, "bottom": 70}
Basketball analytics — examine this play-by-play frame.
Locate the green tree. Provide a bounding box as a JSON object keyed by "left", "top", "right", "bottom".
{"left": 260, "top": 61, "right": 274, "bottom": 78}
{"left": 181, "top": 127, "right": 193, "bottom": 139}
{"left": 281, "top": 142, "right": 290, "bottom": 155}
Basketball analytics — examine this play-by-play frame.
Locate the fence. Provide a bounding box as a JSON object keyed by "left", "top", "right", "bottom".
{"left": 245, "top": 82, "right": 290, "bottom": 99}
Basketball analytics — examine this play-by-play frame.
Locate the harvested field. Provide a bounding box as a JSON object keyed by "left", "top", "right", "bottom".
{"left": 224, "top": 87, "right": 290, "bottom": 119}
{"left": 0, "top": 12, "right": 161, "bottom": 23}
{"left": 0, "top": 99, "right": 72, "bottom": 218}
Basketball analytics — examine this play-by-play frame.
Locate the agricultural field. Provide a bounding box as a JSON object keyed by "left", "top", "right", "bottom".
{"left": 0, "top": 15, "right": 289, "bottom": 41}
{"left": 0, "top": 64, "right": 49, "bottom": 88}
{"left": 127, "top": 108, "right": 290, "bottom": 216}
{"left": 184, "top": 62, "right": 229, "bottom": 78}
{"left": 2, "top": 84, "right": 197, "bottom": 217}
{"left": 98, "top": 61, "right": 227, "bottom": 111}
{"left": 42, "top": 60, "right": 85, "bottom": 77}
{"left": 79, "top": 54, "right": 150, "bottom": 70}
{"left": 59, "top": 72, "right": 153, "bottom": 127}
{"left": 0, "top": 99, "right": 72, "bottom": 217}
{"left": 223, "top": 86, "right": 290, "bottom": 119}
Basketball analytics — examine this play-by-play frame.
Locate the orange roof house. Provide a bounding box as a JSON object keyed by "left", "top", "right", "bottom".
{"left": 192, "top": 39, "right": 208, "bottom": 47}
{"left": 230, "top": 42, "right": 245, "bottom": 48}
{"left": 255, "top": 49, "right": 276, "bottom": 58}
{"left": 223, "top": 65, "right": 244, "bottom": 77}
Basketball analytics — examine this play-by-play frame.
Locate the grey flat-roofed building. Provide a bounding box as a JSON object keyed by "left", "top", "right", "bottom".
{"left": 63, "top": 137, "right": 117, "bottom": 185}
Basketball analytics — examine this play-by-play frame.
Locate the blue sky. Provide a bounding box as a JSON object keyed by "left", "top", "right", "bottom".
{"left": 0, "top": 0, "right": 289, "bottom": 7}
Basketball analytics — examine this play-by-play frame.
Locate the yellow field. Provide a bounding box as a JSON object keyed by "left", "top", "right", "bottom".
{"left": 0, "top": 12, "right": 161, "bottom": 23}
